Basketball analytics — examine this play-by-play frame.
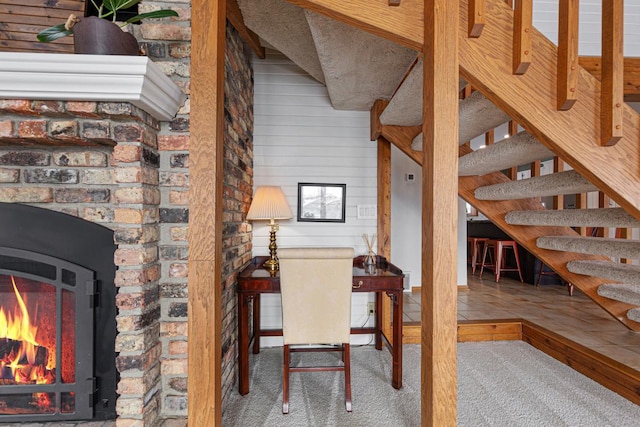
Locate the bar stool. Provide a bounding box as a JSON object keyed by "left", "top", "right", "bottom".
{"left": 537, "top": 261, "right": 574, "bottom": 295}
{"left": 479, "top": 239, "right": 524, "bottom": 283}
{"left": 467, "top": 237, "right": 489, "bottom": 275}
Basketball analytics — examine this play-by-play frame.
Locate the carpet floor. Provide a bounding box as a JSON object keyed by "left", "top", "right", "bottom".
{"left": 222, "top": 341, "right": 640, "bottom": 426}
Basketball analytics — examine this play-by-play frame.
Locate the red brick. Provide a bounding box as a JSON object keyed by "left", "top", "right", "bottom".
{"left": 0, "top": 120, "right": 13, "bottom": 137}
{"left": 0, "top": 187, "right": 52, "bottom": 203}
{"left": 158, "top": 135, "right": 189, "bottom": 151}
{"left": 113, "top": 145, "right": 143, "bottom": 163}
{"left": 18, "top": 120, "right": 47, "bottom": 138}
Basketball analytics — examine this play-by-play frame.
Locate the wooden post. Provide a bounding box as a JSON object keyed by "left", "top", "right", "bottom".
{"left": 188, "top": 0, "right": 225, "bottom": 424}
{"left": 422, "top": 0, "right": 458, "bottom": 425}
{"left": 513, "top": 0, "right": 532, "bottom": 74}
{"left": 601, "top": 0, "right": 624, "bottom": 146}
{"left": 552, "top": 157, "right": 564, "bottom": 210}
{"left": 557, "top": 0, "right": 579, "bottom": 110}
{"left": 377, "top": 136, "right": 393, "bottom": 343}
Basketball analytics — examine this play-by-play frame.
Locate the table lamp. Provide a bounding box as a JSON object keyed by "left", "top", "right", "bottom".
{"left": 246, "top": 186, "right": 293, "bottom": 272}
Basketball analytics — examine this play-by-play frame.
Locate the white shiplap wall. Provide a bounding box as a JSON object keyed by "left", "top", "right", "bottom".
{"left": 252, "top": 51, "right": 378, "bottom": 346}
{"left": 532, "top": 0, "right": 640, "bottom": 56}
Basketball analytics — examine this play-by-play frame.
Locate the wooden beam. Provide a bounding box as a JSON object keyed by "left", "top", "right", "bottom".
{"left": 600, "top": 0, "right": 624, "bottom": 146}
{"left": 370, "top": 99, "right": 389, "bottom": 140}
{"left": 377, "top": 136, "right": 393, "bottom": 344}
{"left": 557, "top": 0, "right": 579, "bottom": 110}
{"left": 579, "top": 56, "right": 640, "bottom": 102}
{"left": 512, "top": 0, "right": 532, "bottom": 75}
{"left": 552, "top": 157, "right": 564, "bottom": 210}
{"left": 226, "top": 0, "right": 266, "bottom": 59}
{"left": 287, "top": 0, "right": 424, "bottom": 50}
{"left": 468, "top": 0, "right": 486, "bottom": 38}
{"left": 188, "top": 0, "right": 225, "bottom": 424}
{"left": 422, "top": 0, "right": 458, "bottom": 425}
{"left": 380, "top": 124, "right": 422, "bottom": 164}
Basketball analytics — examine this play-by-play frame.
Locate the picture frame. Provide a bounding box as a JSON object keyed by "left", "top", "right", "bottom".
{"left": 297, "top": 183, "right": 346, "bottom": 223}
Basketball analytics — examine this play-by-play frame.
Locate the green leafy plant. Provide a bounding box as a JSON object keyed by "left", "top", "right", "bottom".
{"left": 37, "top": 0, "right": 178, "bottom": 42}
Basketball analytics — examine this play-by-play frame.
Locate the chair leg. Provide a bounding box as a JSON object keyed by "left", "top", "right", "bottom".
{"left": 282, "top": 344, "right": 290, "bottom": 414}
{"left": 494, "top": 242, "right": 503, "bottom": 282}
{"left": 512, "top": 244, "right": 524, "bottom": 282}
{"left": 343, "top": 343, "right": 352, "bottom": 412}
{"left": 479, "top": 243, "right": 490, "bottom": 277}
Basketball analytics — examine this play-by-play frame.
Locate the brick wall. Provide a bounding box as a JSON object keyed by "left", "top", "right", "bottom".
{"left": 149, "top": 20, "right": 254, "bottom": 415}
{"left": 0, "top": 99, "right": 165, "bottom": 425}
{"left": 0, "top": 7, "right": 254, "bottom": 426}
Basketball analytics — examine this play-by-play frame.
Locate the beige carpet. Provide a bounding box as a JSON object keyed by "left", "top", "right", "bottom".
{"left": 222, "top": 341, "right": 640, "bottom": 426}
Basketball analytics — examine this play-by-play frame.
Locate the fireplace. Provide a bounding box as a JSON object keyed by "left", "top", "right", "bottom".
{"left": 0, "top": 203, "right": 117, "bottom": 422}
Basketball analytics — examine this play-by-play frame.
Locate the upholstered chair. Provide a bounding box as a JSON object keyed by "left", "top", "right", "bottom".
{"left": 278, "top": 247, "right": 355, "bottom": 414}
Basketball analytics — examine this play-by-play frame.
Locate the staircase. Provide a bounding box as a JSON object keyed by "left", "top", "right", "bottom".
{"left": 235, "top": 0, "right": 640, "bottom": 331}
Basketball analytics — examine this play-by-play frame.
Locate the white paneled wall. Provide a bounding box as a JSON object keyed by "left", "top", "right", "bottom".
{"left": 252, "top": 50, "right": 378, "bottom": 346}
{"left": 532, "top": 0, "right": 640, "bottom": 56}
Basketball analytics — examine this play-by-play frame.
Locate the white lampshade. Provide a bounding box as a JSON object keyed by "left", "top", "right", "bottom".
{"left": 247, "top": 186, "right": 293, "bottom": 221}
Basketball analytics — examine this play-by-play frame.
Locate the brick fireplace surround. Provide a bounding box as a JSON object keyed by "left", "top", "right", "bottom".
{"left": 0, "top": 23, "right": 253, "bottom": 426}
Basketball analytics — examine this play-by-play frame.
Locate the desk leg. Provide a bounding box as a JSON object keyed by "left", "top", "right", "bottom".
{"left": 374, "top": 291, "right": 382, "bottom": 350}
{"left": 391, "top": 290, "right": 403, "bottom": 389}
{"left": 252, "top": 294, "right": 261, "bottom": 354}
{"left": 238, "top": 293, "right": 251, "bottom": 395}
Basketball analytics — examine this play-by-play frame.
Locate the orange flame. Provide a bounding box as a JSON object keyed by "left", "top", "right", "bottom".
{"left": 0, "top": 276, "right": 54, "bottom": 386}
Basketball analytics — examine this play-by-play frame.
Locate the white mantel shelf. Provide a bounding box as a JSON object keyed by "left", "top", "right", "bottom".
{"left": 0, "top": 52, "right": 186, "bottom": 121}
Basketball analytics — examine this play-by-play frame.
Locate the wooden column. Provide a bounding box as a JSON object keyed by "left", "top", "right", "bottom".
{"left": 188, "top": 0, "right": 225, "bottom": 424}
{"left": 377, "top": 136, "right": 393, "bottom": 343}
{"left": 422, "top": 0, "right": 458, "bottom": 425}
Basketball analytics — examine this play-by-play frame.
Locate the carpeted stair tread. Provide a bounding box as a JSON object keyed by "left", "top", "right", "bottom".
{"left": 597, "top": 283, "right": 640, "bottom": 306}
{"left": 475, "top": 170, "right": 596, "bottom": 200}
{"left": 459, "top": 131, "right": 553, "bottom": 176}
{"left": 567, "top": 260, "right": 640, "bottom": 283}
{"left": 410, "top": 90, "right": 510, "bottom": 150}
{"left": 304, "top": 10, "right": 418, "bottom": 110}
{"left": 537, "top": 236, "right": 640, "bottom": 259}
{"left": 628, "top": 308, "right": 640, "bottom": 323}
{"left": 505, "top": 208, "right": 640, "bottom": 228}
{"left": 379, "top": 58, "right": 467, "bottom": 127}
{"left": 237, "top": 0, "right": 326, "bottom": 84}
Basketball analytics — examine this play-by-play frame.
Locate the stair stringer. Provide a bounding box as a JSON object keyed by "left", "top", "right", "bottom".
{"left": 458, "top": 146, "right": 640, "bottom": 332}
{"left": 458, "top": 0, "right": 640, "bottom": 222}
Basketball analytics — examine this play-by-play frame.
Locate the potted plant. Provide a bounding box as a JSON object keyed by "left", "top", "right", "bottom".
{"left": 37, "top": 0, "right": 178, "bottom": 55}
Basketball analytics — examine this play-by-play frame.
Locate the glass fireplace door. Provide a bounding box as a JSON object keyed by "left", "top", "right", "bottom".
{"left": 0, "top": 247, "right": 94, "bottom": 422}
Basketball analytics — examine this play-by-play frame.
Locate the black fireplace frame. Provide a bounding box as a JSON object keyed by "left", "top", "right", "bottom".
{"left": 0, "top": 203, "right": 117, "bottom": 421}
{"left": 0, "top": 247, "right": 95, "bottom": 422}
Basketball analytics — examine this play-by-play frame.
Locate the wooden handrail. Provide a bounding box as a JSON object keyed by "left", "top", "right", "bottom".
{"left": 557, "top": 0, "right": 579, "bottom": 110}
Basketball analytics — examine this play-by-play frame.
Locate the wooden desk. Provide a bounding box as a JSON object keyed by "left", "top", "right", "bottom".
{"left": 237, "top": 255, "right": 404, "bottom": 395}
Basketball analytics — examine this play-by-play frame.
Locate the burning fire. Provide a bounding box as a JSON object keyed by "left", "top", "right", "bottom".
{"left": 0, "top": 276, "right": 55, "bottom": 386}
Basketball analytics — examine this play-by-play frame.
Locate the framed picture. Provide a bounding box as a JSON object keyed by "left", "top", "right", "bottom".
{"left": 297, "top": 183, "right": 346, "bottom": 223}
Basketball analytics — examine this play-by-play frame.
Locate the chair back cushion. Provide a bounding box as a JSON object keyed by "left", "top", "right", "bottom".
{"left": 279, "top": 247, "right": 355, "bottom": 345}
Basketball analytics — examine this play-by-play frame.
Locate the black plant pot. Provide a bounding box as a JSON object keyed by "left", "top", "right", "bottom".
{"left": 73, "top": 16, "right": 140, "bottom": 56}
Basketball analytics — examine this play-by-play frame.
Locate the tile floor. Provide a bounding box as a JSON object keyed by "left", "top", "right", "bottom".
{"left": 403, "top": 269, "right": 640, "bottom": 371}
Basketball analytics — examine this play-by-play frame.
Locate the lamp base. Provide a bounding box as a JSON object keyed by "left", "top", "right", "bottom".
{"left": 262, "top": 257, "right": 279, "bottom": 272}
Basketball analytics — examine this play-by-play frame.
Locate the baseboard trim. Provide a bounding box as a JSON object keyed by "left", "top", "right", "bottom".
{"left": 403, "top": 319, "right": 640, "bottom": 406}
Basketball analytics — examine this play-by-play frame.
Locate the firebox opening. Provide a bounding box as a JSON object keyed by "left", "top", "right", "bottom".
{"left": 0, "top": 203, "right": 117, "bottom": 422}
